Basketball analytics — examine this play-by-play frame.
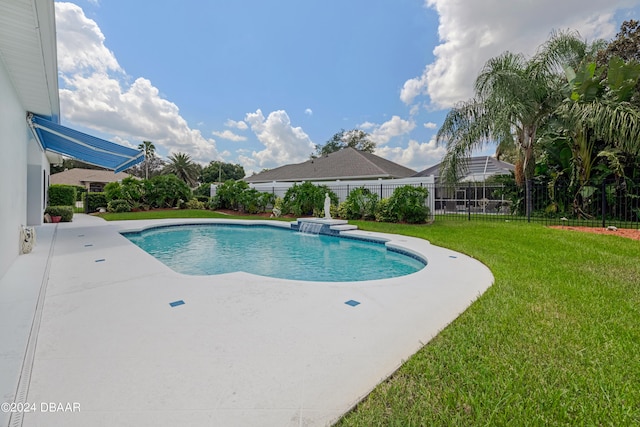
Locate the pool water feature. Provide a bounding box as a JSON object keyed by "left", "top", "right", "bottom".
{"left": 123, "top": 224, "right": 425, "bottom": 282}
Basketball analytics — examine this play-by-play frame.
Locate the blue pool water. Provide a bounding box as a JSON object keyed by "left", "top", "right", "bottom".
{"left": 123, "top": 224, "right": 426, "bottom": 282}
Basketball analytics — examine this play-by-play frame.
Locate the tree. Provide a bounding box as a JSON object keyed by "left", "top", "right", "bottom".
{"left": 200, "top": 161, "right": 245, "bottom": 183}
{"left": 163, "top": 152, "right": 200, "bottom": 187}
{"left": 137, "top": 141, "right": 156, "bottom": 179}
{"left": 553, "top": 56, "right": 640, "bottom": 216}
{"left": 314, "top": 129, "right": 375, "bottom": 157}
{"left": 436, "top": 30, "right": 600, "bottom": 217}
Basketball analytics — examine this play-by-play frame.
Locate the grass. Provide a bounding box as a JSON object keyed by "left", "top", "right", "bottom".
{"left": 100, "top": 211, "right": 640, "bottom": 425}
{"left": 338, "top": 220, "right": 640, "bottom": 426}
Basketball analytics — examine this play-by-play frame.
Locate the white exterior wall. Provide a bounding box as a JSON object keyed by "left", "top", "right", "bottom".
{"left": 0, "top": 56, "right": 47, "bottom": 280}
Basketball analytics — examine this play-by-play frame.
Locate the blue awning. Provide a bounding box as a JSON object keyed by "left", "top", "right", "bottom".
{"left": 28, "top": 114, "right": 145, "bottom": 173}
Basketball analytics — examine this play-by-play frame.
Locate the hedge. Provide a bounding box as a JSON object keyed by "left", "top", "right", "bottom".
{"left": 48, "top": 184, "right": 76, "bottom": 206}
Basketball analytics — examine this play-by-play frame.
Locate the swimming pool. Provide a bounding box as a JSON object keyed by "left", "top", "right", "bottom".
{"left": 123, "top": 223, "right": 426, "bottom": 282}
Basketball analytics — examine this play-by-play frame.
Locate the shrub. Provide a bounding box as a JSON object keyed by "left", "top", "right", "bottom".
{"left": 374, "top": 198, "right": 396, "bottom": 222}
{"left": 104, "top": 181, "right": 124, "bottom": 201}
{"left": 48, "top": 184, "right": 76, "bottom": 206}
{"left": 86, "top": 192, "right": 107, "bottom": 212}
{"left": 382, "top": 185, "right": 430, "bottom": 224}
{"left": 339, "top": 187, "right": 379, "bottom": 220}
{"left": 193, "top": 183, "right": 213, "bottom": 198}
{"left": 107, "top": 199, "right": 131, "bottom": 213}
{"left": 185, "top": 198, "right": 206, "bottom": 210}
{"left": 282, "top": 182, "right": 338, "bottom": 217}
{"left": 44, "top": 205, "right": 74, "bottom": 222}
{"left": 195, "top": 195, "right": 210, "bottom": 203}
{"left": 147, "top": 174, "right": 192, "bottom": 208}
{"left": 213, "top": 180, "right": 249, "bottom": 210}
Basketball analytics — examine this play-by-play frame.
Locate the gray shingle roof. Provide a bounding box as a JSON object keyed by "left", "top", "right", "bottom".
{"left": 50, "top": 168, "right": 132, "bottom": 187}
{"left": 414, "top": 156, "right": 514, "bottom": 181}
{"left": 245, "top": 147, "right": 416, "bottom": 183}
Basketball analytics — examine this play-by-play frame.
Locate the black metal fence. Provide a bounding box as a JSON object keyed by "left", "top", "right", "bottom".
{"left": 432, "top": 181, "right": 640, "bottom": 229}
{"left": 249, "top": 180, "right": 640, "bottom": 229}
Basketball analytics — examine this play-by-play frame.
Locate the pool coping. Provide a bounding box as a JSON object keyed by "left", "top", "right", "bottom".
{"left": 4, "top": 214, "right": 494, "bottom": 427}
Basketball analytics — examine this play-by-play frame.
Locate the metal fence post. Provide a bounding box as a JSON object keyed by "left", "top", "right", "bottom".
{"left": 467, "top": 182, "right": 471, "bottom": 221}
{"left": 602, "top": 180, "right": 606, "bottom": 228}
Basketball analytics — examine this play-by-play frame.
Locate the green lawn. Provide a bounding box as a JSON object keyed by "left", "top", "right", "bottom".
{"left": 338, "top": 220, "right": 640, "bottom": 426}
{"left": 102, "top": 211, "right": 640, "bottom": 425}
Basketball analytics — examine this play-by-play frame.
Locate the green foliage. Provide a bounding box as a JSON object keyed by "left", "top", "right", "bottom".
{"left": 282, "top": 182, "right": 338, "bottom": 217}
{"left": 200, "top": 161, "right": 246, "bottom": 183}
{"left": 104, "top": 181, "right": 124, "bottom": 201}
{"left": 378, "top": 185, "right": 430, "bottom": 224}
{"left": 48, "top": 184, "right": 76, "bottom": 206}
{"left": 238, "top": 188, "right": 275, "bottom": 214}
{"left": 184, "top": 198, "right": 206, "bottom": 210}
{"left": 86, "top": 192, "right": 107, "bottom": 212}
{"left": 315, "top": 129, "right": 376, "bottom": 157}
{"left": 107, "top": 199, "right": 131, "bottom": 213}
{"left": 338, "top": 187, "right": 379, "bottom": 220}
{"left": 213, "top": 180, "right": 250, "bottom": 210}
{"left": 147, "top": 174, "right": 192, "bottom": 208}
{"left": 163, "top": 152, "right": 200, "bottom": 187}
{"left": 44, "top": 205, "right": 74, "bottom": 222}
{"left": 193, "top": 183, "right": 213, "bottom": 198}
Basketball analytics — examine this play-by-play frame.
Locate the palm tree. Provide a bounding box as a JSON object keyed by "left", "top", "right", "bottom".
{"left": 553, "top": 56, "right": 640, "bottom": 216}
{"left": 436, "top": 31, "right": 599, "bottom": 217}
{"left": 163, "top": 152, "right": 200, "bottom": 187}
{"left": 137, "top": 140, "right": 156, "bottom": 179}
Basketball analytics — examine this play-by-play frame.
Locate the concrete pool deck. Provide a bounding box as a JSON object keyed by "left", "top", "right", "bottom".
{"left": 1, "top": 214, "right": 493, "bottom": 427}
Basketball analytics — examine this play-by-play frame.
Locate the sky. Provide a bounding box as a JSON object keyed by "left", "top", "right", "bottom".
{"left": 54, "top": 0, "right": 640, "bottom": 176}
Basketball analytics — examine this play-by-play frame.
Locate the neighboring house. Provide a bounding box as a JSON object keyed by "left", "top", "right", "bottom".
{"left": 0, "top": 0, "right": 143, "bottom": 280}
{"left": 245, "top": 147, "right": 417, "bottom": 183}
{"left": 414, "top": 156, "right": 515, "bottom": 183}
{"left": 414, "top": 156, "right": 515, "bottom": 213}
{"left": 51, "top": 168, "right": 132, "bottom": 192}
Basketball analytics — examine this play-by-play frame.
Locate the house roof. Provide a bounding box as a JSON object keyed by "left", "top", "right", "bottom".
{"left": 245, "top": 147, "right": 417, "bottom": 183}
{"left": 414, "top": 156, "right": 515, "bottom": 181}
{"left": 50, "top": 168, "right": 132, "bottom": 187}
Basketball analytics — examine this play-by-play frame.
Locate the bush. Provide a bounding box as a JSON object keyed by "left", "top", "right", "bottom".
{"left": 44, "top": 205, "right": 74, "bottom": 222}
{"left": 213, "top": 180, "right": 249, "bottom": 210}
{"left": 104, "top": 181, "right": 124, "bottom": 201}
{"left": 380, "top": 185, "right": 430, "bottom": 224}
{"left": 48, "top": 184, "right": 76, "bottom": 206}
{"left": 339, "top": 187, "right": 379, "bottom": 220}
{"left": 107, "top": 199, "right": 131, "bottom": 213}
{"left": 374, "top": 198, "right": 396, "bottom": 222}
{"left": 282, "top": 182, "right": 338, "bottom": 217}
{"left": 195, "top": 195, "right": 210, "bottom": 203}
{"left": 147, "top": 174, "right": 192, "bottom": 208}
{"left": 86, "top": 192, "right": 107, "bottom": 212}
{"left": 185, "top": 198, "right": 206, "bottom": 210}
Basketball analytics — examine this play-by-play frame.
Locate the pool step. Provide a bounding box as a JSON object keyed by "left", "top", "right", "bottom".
{"left": 330, "top": 224, "right": 358, "bottom": 231}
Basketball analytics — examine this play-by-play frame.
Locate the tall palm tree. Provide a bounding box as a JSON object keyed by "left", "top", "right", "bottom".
{"left": 436, "top": 31, "right": 599, "bottom": 217}
{"left": 137, "top": 140, "right": 156, "bottom": 179}
{"left": 163, "top": 152, "right": 200, "bottom": 187}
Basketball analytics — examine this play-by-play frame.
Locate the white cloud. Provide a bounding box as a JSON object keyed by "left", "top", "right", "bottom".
{"left": 424, "top": 122, "right": 437, "bottom": 129}
{"left": 212, "top": 130, "right": 247, "bottom": 142}
{"left": 55, "top": 2, "right": 219, "bottom": 164}
{"left": 225, "top": 119, "right": 248, "bottom": 130}
{"left": 242, "top": 109, "right": 315, "bottom": 173}
{"left": 361, "top": 115, "right": 416, "bottom": 146}
{"left": 375, "top": 138, "right": 446, "bottom": 172}
{"left": 55, "top": 2, "right": 121, "bottom": 75}
{"left": 304, "top": 108, "right": 313, "bottom": 116}
{"left": 402, "top": 0, "right": 639, "bottom": 109}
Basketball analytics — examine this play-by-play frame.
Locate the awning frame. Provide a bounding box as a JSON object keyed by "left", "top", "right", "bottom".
{"left": 27, "top": 113, "right": 145, "bottom": 173}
